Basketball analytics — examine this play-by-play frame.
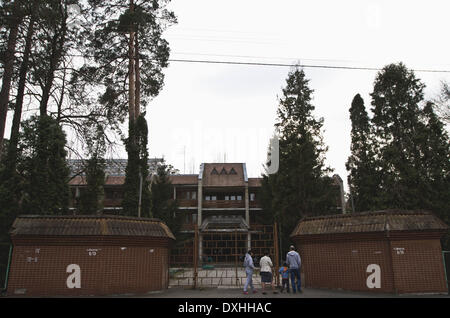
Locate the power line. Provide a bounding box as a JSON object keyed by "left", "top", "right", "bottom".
{"left": 67, "top": 53, "right": 450, "bottom": 73}
{"left": 168, "top": 58, "right": 450, "bottom": 73}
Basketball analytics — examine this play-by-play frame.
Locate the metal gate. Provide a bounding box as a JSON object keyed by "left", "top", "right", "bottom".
{"left": 169, "top": 223, "right": 279, "bottom": 288}
{"left": 443, "top": 251, "right": 450, "bottom": 294}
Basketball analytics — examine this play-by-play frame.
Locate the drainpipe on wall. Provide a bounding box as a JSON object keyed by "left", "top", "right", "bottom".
{"left": 2, "top": 244, "right": 13, "bottom": 293}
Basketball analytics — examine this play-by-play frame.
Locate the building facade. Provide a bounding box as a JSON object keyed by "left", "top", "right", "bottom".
{"left": 68, "top": 158, "right": 162, "bottom": 214}
{"left": 68, "top": 161, "right": 267, "bottom": 264}
{"left": 169, "top": 163, "right": 267, "bottom": 263}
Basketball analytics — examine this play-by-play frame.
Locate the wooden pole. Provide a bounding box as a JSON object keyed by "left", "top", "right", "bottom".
{"left": 193, "top": 224, "right": 198, "bottom": 289}
{"left": 274, "top": 222, "right": 280, "bottom": 287}
{"left": 235, "top": 227, "right": 239, "bottom": 287}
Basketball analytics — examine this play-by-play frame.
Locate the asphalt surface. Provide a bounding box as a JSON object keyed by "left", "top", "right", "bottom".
{"left": 135, "top": 286, "right": 450, "bottom": 298}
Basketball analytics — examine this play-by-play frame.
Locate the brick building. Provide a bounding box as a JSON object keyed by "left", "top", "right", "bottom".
{"left": 6, "top": 215, "right": 175, "bottom": 296}
{"left": 68, "top": 158, "right": 162, "bottom": 214}
{"left": 68, "top": 161, "right": 344, "bottom": 265}
{"left": 169, "top": 163, "right": 266, "bottom": 263}
{"left": 290, "top": 210, "right": 449, "bottom": 294}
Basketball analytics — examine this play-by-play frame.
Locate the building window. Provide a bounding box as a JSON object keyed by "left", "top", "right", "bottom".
{"left": 220, "top": 168, "right": 227, "bottom": 175}
{"left": 237, "top": 195, "right": 242, "bottom": 201}
{"left": 186, "top": 191, "right": 190, "bottom": 200}
{"left": 229, "top": 168, "right": 237, "bottom": 175}
{"left": 211, "top": 195, "right": 217, "bottom": 201}
{"left": 191, "top": 191, "right": 197, "bottom": 200}
{"left": 211, "top": 168, "right": 219, "bottom": 175}
{"left": 250, "top": 193, "right": 255, "bottom": 201}
{"left": 230, "top": 196, "right": 236, "bottom": 200}
{"left": 192, "top": 214, "right": 198, "bottom": 224}
{"left": 205, "top": 196, "right": 211, "bottom": 201}
{"left": 225, "top": 196, "right": 229, "bottom": 200}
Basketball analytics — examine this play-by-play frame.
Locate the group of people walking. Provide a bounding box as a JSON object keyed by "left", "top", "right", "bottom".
{"left": 243, "top": 245, "right": 302, "bottom": 295}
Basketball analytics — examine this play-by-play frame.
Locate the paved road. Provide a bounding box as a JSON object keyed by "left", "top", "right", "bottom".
{"left": 137, "top": 286, "right": 450, "bottom": 298}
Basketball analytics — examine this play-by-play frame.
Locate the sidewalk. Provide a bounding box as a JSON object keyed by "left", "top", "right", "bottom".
{"left": 138, "top": 287, "right": 450, "bottom": 298}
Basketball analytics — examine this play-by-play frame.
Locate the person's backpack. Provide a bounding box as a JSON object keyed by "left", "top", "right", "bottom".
{"left": 243, "top": 254, "right": 249, "bottom": 267}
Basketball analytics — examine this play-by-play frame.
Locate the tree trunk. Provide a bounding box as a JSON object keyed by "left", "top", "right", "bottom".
{"left": 39, "top": 2, "right": 68, "bottom": 117}
{"left": 135, "top": 29, "right": 141, "bottom": 119}
{"left": 7, "top": 3, "right": 38, "bottom": 169}
{"left": 0, "top": 13, "right": 22, "bottom": 160}
{"left": 128, "top": 0, "right": 136, "bottom": 125}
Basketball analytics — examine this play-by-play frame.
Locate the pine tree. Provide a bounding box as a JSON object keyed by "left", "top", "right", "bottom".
{"left": 151, "top": 159, "right": 181, "bottom": 234}
{"left": 261, "top": 67, "right": 338, "bottom": 251}
{"left": 370, "top": 63, "right": 426, "bottom": 209}
{"left": 420, "top": 102, "right": 450, "bottom": 248}
{"left": 77, "top": 156, "right": 105, "bottom": 215}
{"left": 77, "top": 124, "right": 107, "bottom": 215}
{"left": 122, "top": 114, "right": 152, "bottom": 217}
{"left": 18, "top": 115, "right": 70, "bottom": 215}
{"left": 369, "top": 63, "right": 449, "bottom": 249}
{"left": 79, "top": 1, "right": 176, "bottom": 216}
{"left": 0, "top": 0, "right": 25, "bottom": 157}
{"left": 346, "top": 94, "right": 379, "bottom": 212}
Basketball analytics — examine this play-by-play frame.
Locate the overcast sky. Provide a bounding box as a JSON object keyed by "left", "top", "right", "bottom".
{"left": 144, "top": 0, "right": 450, "bottom": 190}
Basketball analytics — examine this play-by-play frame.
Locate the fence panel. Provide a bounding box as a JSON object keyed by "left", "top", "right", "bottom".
{"left": 169, "top": 224, "right": 278, "bottom": 288}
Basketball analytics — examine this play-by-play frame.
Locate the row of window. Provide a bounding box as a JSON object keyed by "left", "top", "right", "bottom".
{"left": 180, "top": 191, "right": 257, "bottom": 201}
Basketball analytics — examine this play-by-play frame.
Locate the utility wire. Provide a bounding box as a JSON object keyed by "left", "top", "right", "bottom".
{"left": 67, "top": 53, "right": 450, "bottom": 73}
{"left": 167, "top": 58, "right": 450, "bottom": 73}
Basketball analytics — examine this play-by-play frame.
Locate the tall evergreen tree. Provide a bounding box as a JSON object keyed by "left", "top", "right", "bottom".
{"left": 121, "top": 114, "right": 151, "bottom": 217}
{"left": 18, "top": 115, "right": 70, "bottom": 215}
{"left": 368, "top": 63, "right": 449, "bottom": 247}
{"left": 77, "top": 124, "right": 106, "bottom": 215}
{"left": 0, "top": 0, "right": 25, "bottom": 157}
{"left": 370, "top": 63, "right": 428, "bottom": 209}
{"left": 420, "top": 102, "right": 450, "bottom": 248}
{"left": 261, "top": 67, "right": 338, "bottom": 251}
{"left": 151, "top": 159, "right": 181, "bottom": 234}
{"left": 346, "top": 94, "right": 379, "bottom": 212}
{"left": 79, "top": 1, "right": 176, "bottom": 216}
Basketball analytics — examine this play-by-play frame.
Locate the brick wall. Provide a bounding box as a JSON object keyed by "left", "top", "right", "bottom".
{"left": 390, "top": 239, "right": 447, "bottom": 294}
{"left": 297, "top": 239, "right": 395, "bottom": 293}
{"left": 294, "top": 236, "right": 448, "bottom": 294}
{"left": 7, "top": 243, "right": 169, "bottom": 296}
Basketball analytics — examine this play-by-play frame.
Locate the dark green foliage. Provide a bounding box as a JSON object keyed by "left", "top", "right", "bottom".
{"left": 151, "top": 159, "right": 181, "bottom": 235}
{"left": 261, "top": 67, "right": 339, "bottom": 252}
{"left": 77, "top": 123, "right": 107, "bottom": 215}
{"left": 347, "top": 63, "right": 450, "bottom": 248}
{"left": 370, "top": 63, "right": 427, "bottom": 209}
{"left": 346, "top": 94, "right": 380, "bottom": 212}
{"left": 18, "top": 115, "right": 70, "bottom": 215}
{"left": 80, "top": 0, "right": 176, "bottom": 115}
{"left": 77, "top": 156, "right": 105, "bottom": 215}
{"left": 122, "top": 115, "right": 151, "bottom": 217}
{"left": 420, "top": 102, "right": 450, "bottom": 248}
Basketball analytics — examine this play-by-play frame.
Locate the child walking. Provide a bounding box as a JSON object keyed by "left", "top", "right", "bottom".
{"left": 279, "top": 262, "right": 290, "bottom": 293}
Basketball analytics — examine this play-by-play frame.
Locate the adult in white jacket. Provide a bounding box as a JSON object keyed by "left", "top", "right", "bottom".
{"left": 259, "top": 251, "right": 277, "bottom": 294}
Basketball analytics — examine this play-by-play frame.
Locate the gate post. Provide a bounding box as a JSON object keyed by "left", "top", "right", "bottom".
{"left": 235, "top": 228, "right": 239, "bottom": 286}
{"left": 193, "top": 224, "right": 198, "bottom": 289}
{"left": 274, "top": 222, "right": 280, "bottom": 287}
